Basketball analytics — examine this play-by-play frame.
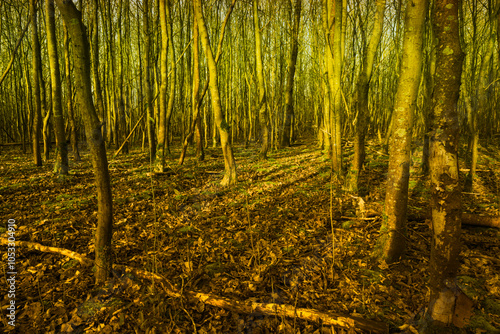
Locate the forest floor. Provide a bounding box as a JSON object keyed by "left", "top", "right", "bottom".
{"left": 0, "top": 137, "right": 499, "bottom": 333}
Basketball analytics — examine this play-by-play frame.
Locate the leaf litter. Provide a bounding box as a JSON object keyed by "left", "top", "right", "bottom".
{"left": 0, "top": 139, "right": 499, "bottom": 333}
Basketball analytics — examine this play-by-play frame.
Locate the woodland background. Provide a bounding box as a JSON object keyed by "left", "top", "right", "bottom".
{"left": 0, "top": 0, "right": 500, "bottom": 333}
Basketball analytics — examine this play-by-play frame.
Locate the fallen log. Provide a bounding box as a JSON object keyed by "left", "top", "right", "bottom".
{"left": 2, "top": 238, "right": 388, "bottom": 333}
{"left": 461, "top": 213, "right": 500, "bottom": 228}
{"left": 384, "top": 211, "right": 500, "bottom": 229}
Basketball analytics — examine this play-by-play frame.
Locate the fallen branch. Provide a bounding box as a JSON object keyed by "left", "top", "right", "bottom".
{"left": 0, "top": 238, "right": 92, "bottom": 266}
{"left": 5, "top": 238, "right": 388, "bottom": 333}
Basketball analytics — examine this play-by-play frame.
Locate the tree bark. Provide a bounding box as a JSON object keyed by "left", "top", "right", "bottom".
{"left": 465, "top": 4, "right": 496, "bottom": 192}
{"left": 348, "top": 0, "right": 385, "bottom": 193}
{"left": 424, "top": 0, "right": 464, "bottom": 329}
{"left": 63, "top": 24, "right": 81, "bottom": 161}
{"left": 156, "top": 0, "right": 169, "bottom": 172}
{"left": 281, "top": 0, "right": 302, "bottom": 148}
{"left": 375, "top": 0, "right": 427, "bottom": 263}
{"left": 193, "top": 0, "right": 237, "bottom": 186}
{"left": 30, "top": 0, "right": 42, "bottom": 167}
{"left": 165, "top": 0, "right": 176, "bottom": 155}
{"left": 46, "top": 0, "right": 69, "bottom": 175}
{"left": 91, "top": 0, "right": 106, "bottom": 146}
{"left": 144, "top": 0, "right": 156, "bottom": 158}
{"left": 253, "top": 0, "right": 270, "bottom": 159}
{"left": 179, "top": 12, "right": 204, "bottom": 166}
{"left": 55, "top": 0, "right": 113, "bottom": 286}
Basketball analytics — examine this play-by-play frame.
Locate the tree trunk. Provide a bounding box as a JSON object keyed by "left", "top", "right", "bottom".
{"left": 144, "top": 0, "right": 156, "bottom": 158}
{"left": 281, "top": 0, "right": 302, "bottom": 148}
{"left": 63, "top": 24, "right": 80, "bottom": 161}
{"left": 348, "top": 0, "right": 385, "bottom": 193}
{"left": 194, "top": 0, "right": 237, "bottom": 186}
{"left": 156, "top": 0, "right": 169, "bottom": 172}
{"left": 465, "top": 6, "right": 495, "bottom": 192}
{"left": 55, "top": 0, "right": 113, "bottom": 286}
{"left": 424, "top": 0, "right": 464, "bottom": 329}
{"left": 253, "top": 0, "right": 270, "bottom": 159}
{"left": 179, "top": 12, "right": 205, "bottom": 165}
{"left": 46, "top": 0, "right": 69, "bottom": 175}
{"left": 91, "top": 0, "right": 106, "bottom": 146}
{"left": 165, "top": 0, "right": 176, "bottom": 155}
{"left": 323, "top": 0, "right": 344, "bottom": 175}
{"left": 375, "top": 0, "right": 427, "bottom": 263}
{"left": 116, "top": 0, "right": 128, "bottom": 155}
{"left": 421, "top": 30, "right": 436, "bottom": 175}
{"left": 30, "top": 0, "right": 42, "bottom": 167}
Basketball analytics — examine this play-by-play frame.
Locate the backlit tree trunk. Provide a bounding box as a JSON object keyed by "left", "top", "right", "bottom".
{"left": 46, "top": 0, "right": 69, "bottom": 175}
{"left": 63, "top": 24, "right": 80, "bottom": 161}
{"left": 91, "top": 0, "right": 106, "bottom": 145}
{"left": 425, "top": 0, "right": 464, "bottom": 328}
{"left": 144, "top": 0, "right": 156, "bottom": 158}
{"left": 156, "top": 0, "right": 169, "bottom": 172}
{"left": 253, "top": 0, "right": 270, "bottom": 159}
{"left": 281, "top": 0, "right": 302, "bottom": 148}
{"left": 55, "top": 0, "right": 113, "bottom": 286}
{"left": 465, "top": 3, "right": 496, "bottom": 192}
{"left": 165, "top": 0, "right": 176, "bottom": 155}
{"left": 194, "top": 0, "right": 237, "bottom": 186}
{"left": 348, "top": 0, "right": 385, "bottom": 193}
{"left": 30, "top": 0, "right": 42, "bottom": 167}
{"left": 375, "top": 0, "right": 427, "bottom": 263}
{"left": 323, "top": 0, "right": 344, "bottom": 175}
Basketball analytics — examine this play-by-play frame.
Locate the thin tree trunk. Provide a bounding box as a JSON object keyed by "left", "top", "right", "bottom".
{"left": 165, "top": 0, "right": 176, "bottom": 155}
{"left": 421, "top": 27, "right": 436, "bottom": 175}
{"left": 375, "top": 0, "right": 427, "bottom": 263}
{"left": 348, "top": 0, "right": 385, "bottom": 193}
{"left": 281, "top": 0, "right": 302, "bottom": 148}
{"left": 156, "top": 0, "right": 169, "bottom": 172}
{"left": 253, "top": 0, "right": 270, "bottom": 159}
{"left": 465, "top": 7, "right": 495, "bottom": 191}
{"left": 63, "top": 24, "right": 80, "bottom": 161}
{"left": 55, "top": 0, "right": 113, "bottom": 286}
{"left": 194, "top": 0, "right": 237, "bottom": 186}
{"left": 179, "top": 13, "right": 202, "bottom": 165}
{"left": 144, "top": 0, "right": 156, "bottom": 158}
{"left": 116, "top": 0, "right": 128, "bottom": 155}
{"left": 46, "top": 0, "right": 69, "bottom": 175}
{"left": 92, "top": 0, "right": 106, "bottom": 145}
{"left": 30, "top": 0, "right": 42, "bottom": 166}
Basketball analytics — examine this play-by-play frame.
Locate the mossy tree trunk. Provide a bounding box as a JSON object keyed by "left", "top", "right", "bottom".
{"left": 347, "top": 0, "right": 385, "bottom": 193}
{"left": 55, "top": 0, "right": 113, "bottom": 286}
{"left": 30, "top": 0, "right": 42, "bottom": 167}
{"left": 253, "top": 0, "right": 270, "bottom": 159}
{"left": 45, "top": 0, "right": 69, "bottom": 175}
{"left": 144, "top": 0, "right": 156, "bottom": 159}
{"left": 464, "top": 1, "right": 496, "bottom": 192}
{"left": 322, "top": 0, "right": 345, "bottom": 175}
{"left": 375, "top": 0, "right": 427, "bottom": 263}
{"left": 165, "top": 0, "right": 176, "bottom": 155}
{"left": 193, "top": 0, "right": 237, "bottom": 186}
{"left": 63, "top": 24, "right": 80, "bottom": 161}
{"left": 281, "top": 0, "right": 302, "bottom": 148}
{"left": 156, "top": 0, "right": 169, "bottom": 172}
{"left": 424, "top": 0, "right": 464, "bottom": 329}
